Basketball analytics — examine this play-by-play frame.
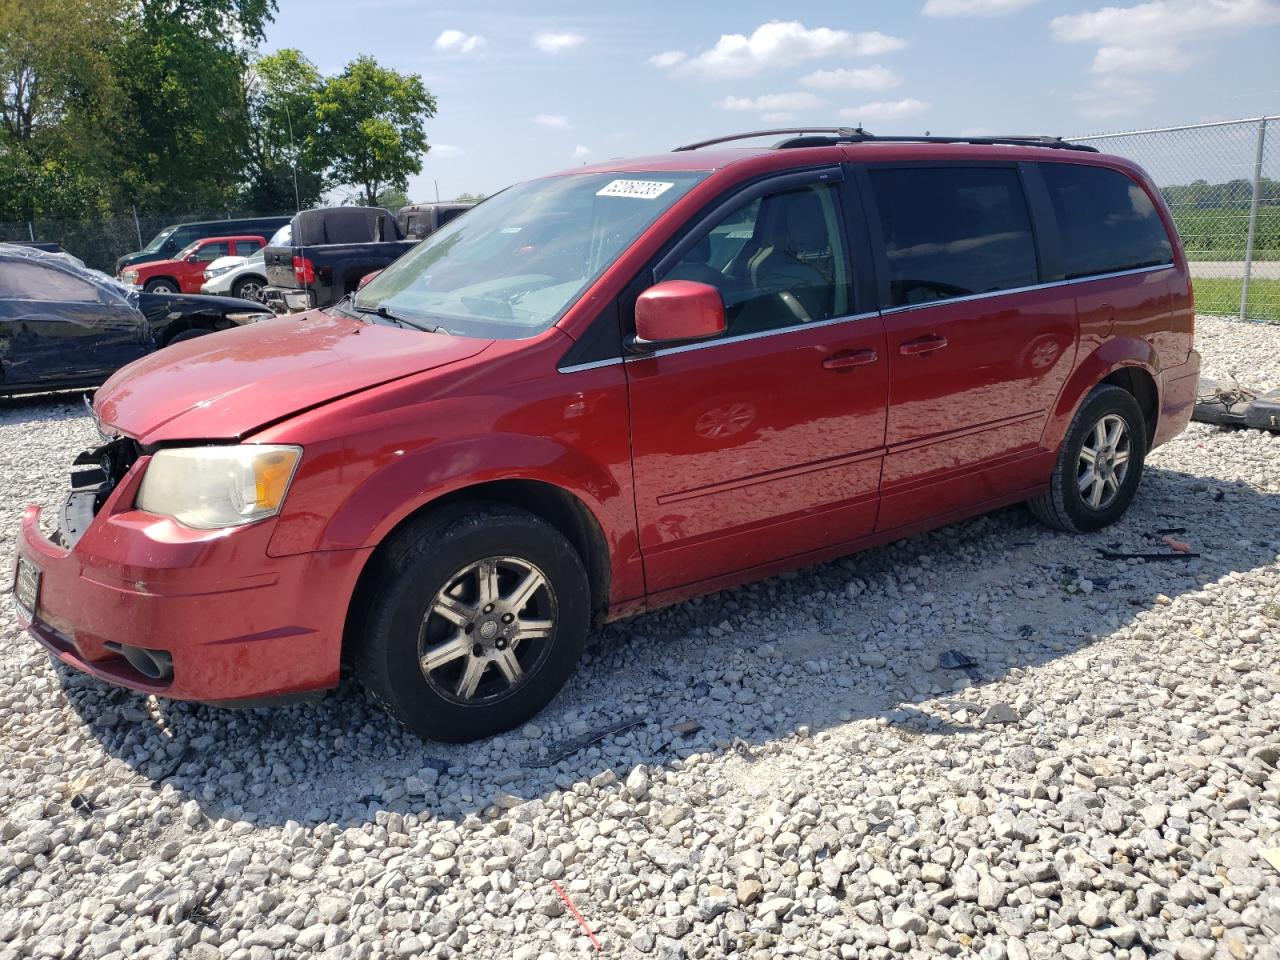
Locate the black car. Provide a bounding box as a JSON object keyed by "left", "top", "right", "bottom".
{"left": 115, "top": 215, "right": 292, "bottom": 275}
{"left": 0, "top": 244, "right": 269, "bottom": 396}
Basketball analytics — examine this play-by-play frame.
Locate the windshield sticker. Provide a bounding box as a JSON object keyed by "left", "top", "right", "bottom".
{"left": 596, "top": 179, "right": 675, "bottom": 200}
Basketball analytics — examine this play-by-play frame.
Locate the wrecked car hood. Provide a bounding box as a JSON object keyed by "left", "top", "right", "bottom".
{"left": 95, "top": 311, "right": 492, "bottom": 444}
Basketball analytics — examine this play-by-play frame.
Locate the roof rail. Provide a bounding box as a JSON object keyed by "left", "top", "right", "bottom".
{"left": 672, "top": 128, "right": 1098, "bottom": 153}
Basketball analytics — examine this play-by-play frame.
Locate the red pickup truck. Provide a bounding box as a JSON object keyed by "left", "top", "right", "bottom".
{"left": 121, "top": 235, "right": 266, "bottom": 294}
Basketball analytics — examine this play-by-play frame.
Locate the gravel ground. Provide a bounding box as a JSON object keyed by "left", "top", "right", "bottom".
{"left": 1, "top": 315, "right": 1277, "bottom": 960}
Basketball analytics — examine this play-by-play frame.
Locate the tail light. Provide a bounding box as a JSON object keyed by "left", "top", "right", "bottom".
{"left": 292, "top": 256, "right": 316, "bottom": 285}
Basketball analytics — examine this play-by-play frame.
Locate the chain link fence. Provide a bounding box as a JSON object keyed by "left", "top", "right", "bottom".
{"left": 0, "top": 208, "right": 295, "bottom": 274}
{"left": 1068, "top": 115, "right": 1279, "bottom": 323}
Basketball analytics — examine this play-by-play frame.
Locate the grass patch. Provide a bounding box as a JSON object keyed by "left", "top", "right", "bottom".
{"left": 1193, "top": 277, "right": 1280, "bottom": 322}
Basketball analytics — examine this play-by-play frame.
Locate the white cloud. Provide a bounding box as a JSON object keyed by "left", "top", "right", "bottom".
{"left": 1072, "top": 74, "right": 1157, "bottom": 119}
{"left": 800, "top": 65, "right": 901, "bottom": 91}
{"left": 434, "top": 29, "right": 486, "bottom": 55}
{"left": 647, "top": 50, "right": 687, "bottom": 69}
{"left": 534, "top": 31, "right": 586, "bottom": 53}
{"left": 533, "top": 113, "right": 571, "bottom": 129}
{"left": 649, "top": 20, "right": 907, "bottom": 79}
{"left": 715, "top": 92, "right": 825, "bottom": 112}
{"left": 837, "top": 98, "right": 931, "bottom": 123}
{"left": 1051, "top": 0, "right": 1279, "bottom": 116}
{"left": 1053, "top": 0, "right": 1280, "bottom": 73}
{"left": 571, "top": 145, "right": 592, "bottom": 159}
{"left": 923, "top": 0, "right": 1036, "bottom": 16}
{"left": 429, "top": 144, "right": 465, "bottom": 157}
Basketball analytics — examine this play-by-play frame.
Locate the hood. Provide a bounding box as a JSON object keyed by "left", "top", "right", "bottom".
{"left": 95, "top": 311, "right": 492, "bottom": 444}
{"left": 127, "top": 257, "right": 181, "bottom": 275}
{"left": 137, "top": 291, "right": 266, "bottom": 319}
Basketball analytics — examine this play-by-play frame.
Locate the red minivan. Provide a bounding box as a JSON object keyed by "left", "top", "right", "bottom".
{"left": 121, "top": 235, "right": 267, "bottom": 294}
{"left": 14, "top": 132, "right": 1201, "bottom": 741}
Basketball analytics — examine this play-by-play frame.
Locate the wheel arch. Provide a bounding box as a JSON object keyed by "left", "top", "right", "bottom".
{"left": 1042, "top": 337, "right": 1161, "bottom": 454}
{"left": 342, "top": 478, "right": 613, "bottom": 663}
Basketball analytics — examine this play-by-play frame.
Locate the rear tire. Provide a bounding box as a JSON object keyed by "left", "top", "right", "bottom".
{"left": 353, "top": 503, "right": 590, "bottom": 742}
{"left": 1030, "top": 384, "right": 1147, "bottom": 532}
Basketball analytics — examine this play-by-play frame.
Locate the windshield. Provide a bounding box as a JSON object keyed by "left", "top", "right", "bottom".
{"left": 142, "top": 226, "right": 177, "bottom": 253}
{"left": 354, "top": 171, "right": 707, "bottom": 338}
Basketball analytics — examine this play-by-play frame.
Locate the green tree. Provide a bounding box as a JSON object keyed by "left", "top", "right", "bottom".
{"left": 0, "top": 0, "right": 123, "bottom": 218}
{"left": 313, "top": 56, "right": 436, "bottom": 207}
{"left": 242, "top": 48, "right": 324, "bottom": 211}
{"left": 106, "top": 0, "right": 278, "bottom": 211}
{"left": 454, "top": 192, "right": 486, "bottom": 202}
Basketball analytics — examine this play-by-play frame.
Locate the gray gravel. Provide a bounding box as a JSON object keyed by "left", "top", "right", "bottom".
{"left": 2, "top": 316, "right": 1278, "bottom": 960}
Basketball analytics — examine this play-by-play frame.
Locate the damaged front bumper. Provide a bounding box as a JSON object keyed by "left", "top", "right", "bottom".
{"left": 12, "top": 444, "right": 370, "bottom": 704}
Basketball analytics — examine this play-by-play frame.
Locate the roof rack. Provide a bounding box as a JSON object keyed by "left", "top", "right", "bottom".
{"left": 672, "top": 127, "right": 1098, "bottom": 153}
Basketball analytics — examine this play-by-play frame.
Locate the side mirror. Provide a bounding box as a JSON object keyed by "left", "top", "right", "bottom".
{"left": 186, "top": 254, "right": 199, "bottom": 263}
{"left": 633, "top": 281, "right": 726, "bottom": 348}
{"left": 357, "top": 269, "right": 383, "bottom": 290}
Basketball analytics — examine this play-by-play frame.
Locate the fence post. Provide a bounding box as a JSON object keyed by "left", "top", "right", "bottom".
{"left": 1240, "top": 116, "right": 1267, "bottom": 322}
{"left": 27, "top": 221, "right": 34, "bottom": 242}
{"left": 131, "top": 205, "right": 143, "bottom": 248}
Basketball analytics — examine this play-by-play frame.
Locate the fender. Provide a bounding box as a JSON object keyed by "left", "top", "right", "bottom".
{"left": 1040, "top": 336, "right": 1161, "bottom": 454}
{"left": 319, "top": 431, "right": 623, "bottom": 551}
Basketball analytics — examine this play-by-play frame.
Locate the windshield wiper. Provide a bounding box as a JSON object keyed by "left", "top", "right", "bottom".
{"left": 349, "top": 300, "right": 449, "bottom": 334}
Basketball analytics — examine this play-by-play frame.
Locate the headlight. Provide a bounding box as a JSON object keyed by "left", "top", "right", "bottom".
{"left": 123, "top": 270, "right": 139, "bottom": 283}
{"left": 137, "top": 445, "right": 302, "bottom": 529}
{"left": 205, "top": 264, "right": 232, "bottom": 278}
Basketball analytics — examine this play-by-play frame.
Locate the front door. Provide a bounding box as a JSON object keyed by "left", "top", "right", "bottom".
{"left": 626, "top": 173, "right": 888, "bottom": 594}
{"left": 858, "top": 164, "right": 1078, "bottom": 530}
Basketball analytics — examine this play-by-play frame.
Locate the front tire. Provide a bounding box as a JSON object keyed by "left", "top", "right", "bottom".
{"left": 353, "top": 504, "right": 590, "bottom": 742}
{"left": 144, "top": 278, "right": 177, "bottom": 294}
{"left": 1030, "top": 384, "right": 1147, "bottom": 532}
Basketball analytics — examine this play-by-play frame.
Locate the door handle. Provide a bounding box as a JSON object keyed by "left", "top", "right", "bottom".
{"left": 898, "top": 335, "right": 949, "bottom": 356}
{"left": 822, "top": 348, "right": 878, "bottom": 371}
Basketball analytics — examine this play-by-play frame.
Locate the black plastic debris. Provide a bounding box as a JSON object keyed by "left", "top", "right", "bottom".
{"left": 939, "top": 650, "right": 978, "bottom": 670}
{"left": 531, "top": 717, "right": 644, "bottom": 768}
{"left": 1097, "top": 549, "right": 1200, "bottom": 561}
{"left": 1193, "top": 378, "right": 1280, "bottom": 432}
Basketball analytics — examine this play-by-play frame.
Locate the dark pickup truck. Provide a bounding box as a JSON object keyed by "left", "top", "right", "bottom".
{"left": 262, "top": 202, "right": 474, "bottom": 313}
{"left": 263, "top": 206, "right": 412, "bottom": 314}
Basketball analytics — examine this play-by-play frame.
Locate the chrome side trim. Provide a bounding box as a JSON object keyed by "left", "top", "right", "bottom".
{"left": 558, "top": 357, "right": 625, "bottom": 374}
{"left": 565, "top": 263, "right": 1175, "bottom": 368}
{"left": 628, "top": 310, "right": 883, "bottom": 361}
{"left": 880, "top": 263, "right": 1173, "bottom": 316}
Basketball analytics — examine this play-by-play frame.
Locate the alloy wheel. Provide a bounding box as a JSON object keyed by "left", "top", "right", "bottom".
{"left": 1077, "top": 413, "right": 1131, "bottom": 511}
{"left": 417, "top": 556, "right": 557, "bottom": 704}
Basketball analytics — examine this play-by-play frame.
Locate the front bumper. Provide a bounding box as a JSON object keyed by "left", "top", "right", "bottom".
{"left": 264, "top": 286, "right": 312, "bottom": 314}
{"left": 13, "top": 457, "right": 371, "bottom": 703}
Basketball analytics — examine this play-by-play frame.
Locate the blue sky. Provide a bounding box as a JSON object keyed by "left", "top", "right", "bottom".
{"left": 263, "top": 0, "right": 1280, "bottom": 202}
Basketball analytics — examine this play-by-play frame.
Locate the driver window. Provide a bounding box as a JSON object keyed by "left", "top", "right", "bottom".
{"left": 658, "top": 181, "right": 851, "bottom": 336}
{"left": 195, "top": 242, "right": 229, "bottom": 262}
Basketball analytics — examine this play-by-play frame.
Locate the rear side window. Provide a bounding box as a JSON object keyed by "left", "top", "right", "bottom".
{"left": 868, "top": 167, "right": 1038, "bottom": 307}
{"left": 1041, "top": 163, "right": 1173, "bottom": 279}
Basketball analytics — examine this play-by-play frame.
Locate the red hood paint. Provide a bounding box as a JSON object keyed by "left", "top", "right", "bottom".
{"left": 95, "top": 311, "right": 492, "bottom": 444}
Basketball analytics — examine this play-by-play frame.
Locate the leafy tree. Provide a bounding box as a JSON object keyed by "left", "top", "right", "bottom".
{"left": 313, "top": 56, "right": 436, "bottom": 207}
{"left": 241, "top": 48, "right": 324, "bottom": 211}
{"left": 373, "top": 186, "right": 411, "bottom": 210}
{"left": 106, "top": 0, "right": 278, "bottom": 211}
{"left": 0, "top": 0, "right": 123, "bottom": 218}
{"left": 454, "top": 192, "right": 486, "bottom": 202}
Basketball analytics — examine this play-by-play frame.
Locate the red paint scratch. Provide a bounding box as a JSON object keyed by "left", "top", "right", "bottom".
{"left": 550, "top": 879, "right": 602, "bottom": 951}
